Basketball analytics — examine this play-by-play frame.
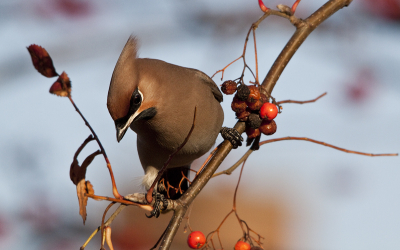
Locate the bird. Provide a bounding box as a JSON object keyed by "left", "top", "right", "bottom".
{"left": 107, "top": 36, "right": 241, "bottom": 203}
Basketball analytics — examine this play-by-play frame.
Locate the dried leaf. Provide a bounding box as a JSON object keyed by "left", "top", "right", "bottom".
{"left": 69, "top": 136, "right": 101, "bottom": 224}
{"left": 69, "top": 135, "right": 96, "bottom": 185}
{"left": 86, "top": 180, "right": 99, "bottom": 200}
{"left": 50, "top": 71, "right": 72, "bottom": 97}
{"left": 70, "top": 149, "right": 101, "bottom": 187}
{"left": 77, "top": 180, "right": 96, "bottom": 224}
{"left": 77, "top": 179, "right": 88, "bottom": 224}
{"left": 27, "top": 44, "right": 58, "bottom": 77}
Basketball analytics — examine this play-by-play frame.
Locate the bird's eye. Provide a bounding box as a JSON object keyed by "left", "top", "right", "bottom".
{"left": 133, "top": 94, "right": 141, "bottom": 105}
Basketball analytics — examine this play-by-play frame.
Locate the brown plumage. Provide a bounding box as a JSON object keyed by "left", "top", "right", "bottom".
{"left": 107, "top": 36, "right": 224, "bottom": 198}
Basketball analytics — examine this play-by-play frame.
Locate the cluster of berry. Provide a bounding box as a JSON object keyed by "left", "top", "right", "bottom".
{"left": 221, "top": 80, "right": 278, "bottom": 139}
{"left": 187, "top": 231, "right": 260, "bottom": 250}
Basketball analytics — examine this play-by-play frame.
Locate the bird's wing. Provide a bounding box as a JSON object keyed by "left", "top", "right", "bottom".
{"left": 189, "top": 69, "right": 223, "bottom": 103}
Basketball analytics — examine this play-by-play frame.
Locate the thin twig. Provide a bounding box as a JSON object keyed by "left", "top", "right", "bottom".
{"left": 81, "top": 204, "right": 127, "bottom": 249}
{"left": 277, "top": 92, "right": 327, "bottom": 105}
{"left": 68, "top": 96, "right": 122, "bottom": 199}
{"left": 212, "top": 149, "right": 253, "bottom": 178}
{"left": 100, "top": 202, "right": 115, "bottom": 250}
{"left": 253, "top": 29, "right": 259, "bottom": 84}
{"left": 146, "top": 107, "right": 197, "bottom": 203}
{"left": 196, "top": 143, "right": 221, "bottom": 175}
{"left": 211, "top": 56, "right": 242, "bottom": 80}
{"left": 215, "top": 136, "right": 398, "bottom": 178}
{"left": 259, "top": 137, "right": 399, "bottom": 157}
{"left": 86, "top": 193, "right": 153, "bottom": 210}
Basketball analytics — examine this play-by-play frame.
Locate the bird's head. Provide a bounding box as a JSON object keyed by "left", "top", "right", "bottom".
{"left": 107, "top": 36, "right": 157, "bottom": 142}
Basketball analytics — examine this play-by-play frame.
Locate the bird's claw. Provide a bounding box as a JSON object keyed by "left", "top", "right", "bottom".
{"left": 220, "top": 127, "right": 243, "bottom": 149}
{"left": 146, "top": 193, "right": 168, "bottom": 218}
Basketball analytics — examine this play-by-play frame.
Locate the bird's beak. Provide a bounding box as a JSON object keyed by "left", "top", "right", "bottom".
{"left": 115, "top": 116, "right": 130, "bottom": 142}
{"left": 114, "top": 112, "right": 138, "bottom": 142}
{"left": 116, "top": 125, "right": 128, "bottom": 142}
{"left": 114, "top": 107, "right": 157, "bottom": 142}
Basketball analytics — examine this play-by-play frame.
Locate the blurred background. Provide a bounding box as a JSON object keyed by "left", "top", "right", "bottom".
{"left": 1, "top": 0, "right": 400, "bottom": 249}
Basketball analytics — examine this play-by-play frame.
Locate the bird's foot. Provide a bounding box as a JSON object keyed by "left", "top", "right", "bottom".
{"left": 220, "top": 127, "right": 243, "bottom": 149}
{"left": 146, "top": 193, "right": 168, "bottom": 218}
{"left": 124, "top": 192, "right": 169, "bottom": 218}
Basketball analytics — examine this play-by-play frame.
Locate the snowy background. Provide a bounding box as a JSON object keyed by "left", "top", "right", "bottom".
{"left": 0, "top": 0, "right": 400, "bottom": 249}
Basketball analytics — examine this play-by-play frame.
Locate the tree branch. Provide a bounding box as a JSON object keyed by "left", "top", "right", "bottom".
{"left": 158, "top": 1, "right": 353, "bottom": 249}
{"left": 261, "top": 0, "right": 353, "bottom": 93}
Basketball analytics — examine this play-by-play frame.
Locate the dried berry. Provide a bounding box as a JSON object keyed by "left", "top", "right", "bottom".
{"left": 236, "top": 108, "right": 251, "bottom": 122}
{"left": 231, "top": 95, "right": 247, "bottom": 113}
{"left": 259, "top": 119, "right": 277, "bottom": 135}
{"left": 246, "top": 99, "right": 264, "bottom": 111}
{"left": 246, "top": 85, "right": 261, "bottom": 103}
{"left": 221, "top": 80, "right": 237, "bottom": 95}
{"left": 260, "top": 93, "right": 268, "bottom": 103}
{"left": 246, "top": 127, "right": 261, "bottom": 139}
{"left": 247, "top": 113, "right": 262, "bottom": 129}
{"left": 236, "top": 84, "right": 250, "bottom": 101}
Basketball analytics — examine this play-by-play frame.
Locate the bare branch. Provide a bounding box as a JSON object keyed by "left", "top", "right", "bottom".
{"left": 158, "top": 1, "right": 353, "bottom": 249}
{"left": 276, "top": 92, "right": 327, "bottom": 105}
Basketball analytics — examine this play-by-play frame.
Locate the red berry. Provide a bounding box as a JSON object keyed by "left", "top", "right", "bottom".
{"left": 187, "top": 231, "right": 206, "bottom": 249}
{"left": 260, "top": 102, "right": 278, "bottom": 120}
{"left": 235, "top": 241, "right": 251, "bottom": 250}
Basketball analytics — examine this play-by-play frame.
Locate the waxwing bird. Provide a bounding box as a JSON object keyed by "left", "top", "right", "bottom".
{"left": 107, "top": 36, "right": 242, "bottom": 202}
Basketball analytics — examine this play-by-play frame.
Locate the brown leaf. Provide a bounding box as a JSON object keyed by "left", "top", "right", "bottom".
{"left": 49, "top": 71, "right": 72, "bottom": 97}
{"left": 69, "top": 136, "right": 101, "bottom": 224}
{"left": 77, "top": 180, "right": 96, "bottom": 224}
{"left": 86, "top": 180, "right": 99, "bottom": 200}
{"left": 70, "top": 135, "right": 96, "bottom": 185}
{"left": 27, "top": 44, "right": 58, "bottom": 77}
{"left": 76, "top": 179, "right": 88, "bottom": 224}
{"left": 70, "top": 149, "right": 101, "bottom": 185}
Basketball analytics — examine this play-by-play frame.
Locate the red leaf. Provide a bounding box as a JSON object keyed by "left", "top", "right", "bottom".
{"left": 27, "top": 44, "right": 58, "bottom": 78}
{"left": 49, "top": 71, "right": 72, "bottom": 97}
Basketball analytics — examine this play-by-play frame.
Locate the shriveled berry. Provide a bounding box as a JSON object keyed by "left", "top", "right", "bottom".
{"left": 246, "top": 85, "right": 261, "bottom": 103}
{"left": 260, "top": 93, "right": 268, "bottom": 103}
{"left": 247, "top": 113, "right": 262, "bottom": 129}
{"left": 250, "top": 247, "right": 263, "bottom": 250}
{"left": 235, "top": 241, "right": 251, "bottom": 250}
{"left": 231, "top": 96, "right": 247, "bottom": 113}
{"left": 236, "top": 84, "right": 250, "bottom": 101}
{"left": 260, "top": 102, "right": 278, "bottom": 120}
{"left": 236, "top": 108, "right": 251, "bottom": 122}
{"left": 259, "top": 119, "right": 277, "bottom": 135}
{"left": 246, "top": 98, "right": 263, "bottom": 111}
{"left": 246, "top": 127, "right": 261, "bottom": 139}
{"left": 221, "top": 80, "right": 237, "bottom": 95}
